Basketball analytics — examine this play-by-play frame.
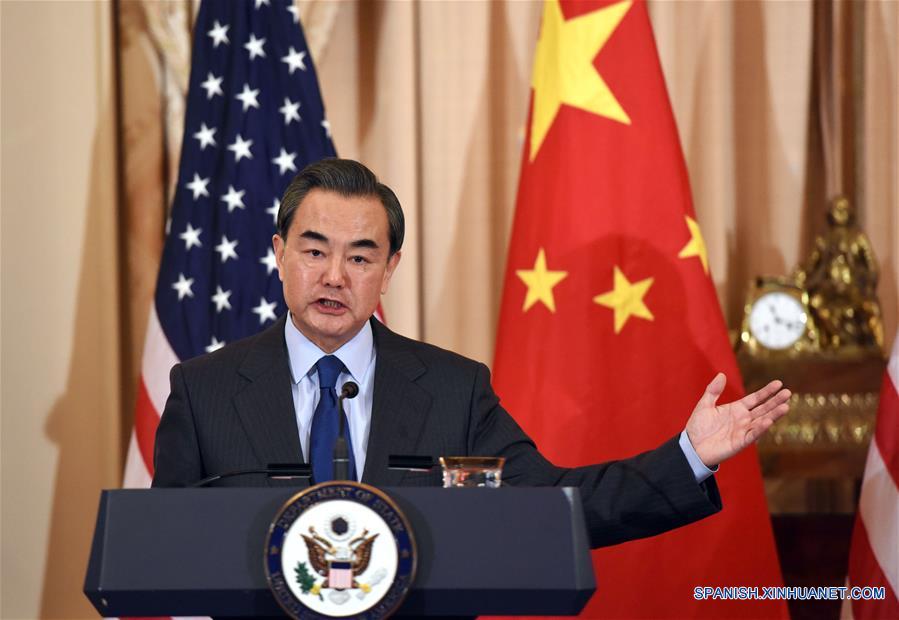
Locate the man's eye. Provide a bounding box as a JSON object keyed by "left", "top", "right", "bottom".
{"left": 308, "top": 249, "right": 323, "bottom": 257}
{"left": 351, "top": 256, "right": 368, "bottom": 265}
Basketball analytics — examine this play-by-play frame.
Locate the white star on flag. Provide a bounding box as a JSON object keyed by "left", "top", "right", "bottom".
{"left": 220, "top": 185, "right": 246, "bottom": 212}
{"left": 235, "top": 83, "right": 261, "bottom": 112}
{"left": 252, "top": 297, "right": 278, "bottom": 324}
{"left": 227, "top": 134, "right": 253, "bottom": 162}
{"left": 193, "top": 123, "right": 217, "bottom": 150}
{"left": 279, "top": 97, "right": 301, "bottom": 125}
{"left": 200, "top": 72, "right": 223, "bottom": 99}
{"left": 179, "top": 223, "right": 203, "bottom": 250}
{"left": 281, "top": 46, "right": 307, "bottom": 74}
{"left": 272, "top": 148, "right": 297, "bottom": 175}
{"left": 267, "top": 198, "right": 280, "bottom": 225}
{"left": 260, "top": 248, "right": 278, "bottom": 275}
{"left": 244, "top": 34, "right": 266, "bottom": 60}
{"left": 254, "top": 0, "right": 271, "bottom": 8}
{"left": 186, "top": 173, "right": 211, "bottom": 199}
{"left": 205, "top": 336, "right": 225, "bottom": 353}
{"left": 207, "top": 20, "right": 229, "bottom": 47}
{"left": 287, "top": 3, "right": 300, "bottom": 23}
{"left": 172, "top": 273, "right": 195, "bottom": 300}
{"left": 215, "top": 235, "right": 239, "bottom": 263}
{"left": 211, "top": 285, "right": 233, "bottom": 312}
{"left": 321, "top": 119, "right": 331, "bottom": 138}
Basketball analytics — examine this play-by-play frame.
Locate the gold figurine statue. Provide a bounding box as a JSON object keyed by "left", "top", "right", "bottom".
{"left": 793, "top": 196, "right": 884, "bottom": 354}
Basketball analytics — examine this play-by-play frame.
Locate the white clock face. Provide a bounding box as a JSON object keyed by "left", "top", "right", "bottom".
{"left": 748, "top": 291, "right": 808, "bottom": 350}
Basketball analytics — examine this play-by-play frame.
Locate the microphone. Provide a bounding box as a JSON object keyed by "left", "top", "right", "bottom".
{"left": 190, "top": 463, "right": 311, "bottom": 488}
{"left": 333, "top": 381, "right": 359, "bottom": 481}
{"left": 340, "top": 382, "right": 359, "bottom": 399}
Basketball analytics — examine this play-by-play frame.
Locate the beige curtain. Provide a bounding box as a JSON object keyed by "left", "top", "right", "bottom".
{"left": 860, "top": 0, "right": 898, "bottom": 349}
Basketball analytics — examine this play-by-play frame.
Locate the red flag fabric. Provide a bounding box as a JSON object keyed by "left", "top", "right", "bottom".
{"left": 843, "top": 338, "right": 899, "bottom": 619}
{"left": 492, "top": 1, "right": 788, "bottom": 617}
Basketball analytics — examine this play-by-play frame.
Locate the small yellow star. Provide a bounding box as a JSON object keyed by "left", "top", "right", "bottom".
{"left": 516, "top": 248, "right": 568, "bottom": 312}
{"left": 529, "top": 0, "right": 633, "bottom": 161}
{"left": 593, "top": 266, "right": 654, "bottom": 333}
{"left": 678, "top": 215, "right": 709, "bottom": 273}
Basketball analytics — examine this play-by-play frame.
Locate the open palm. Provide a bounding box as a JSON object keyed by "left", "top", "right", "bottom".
{"left": 686, "top": 373, "right": 791, "bottom": 468}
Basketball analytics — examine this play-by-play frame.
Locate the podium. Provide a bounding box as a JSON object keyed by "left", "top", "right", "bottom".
{"left": 84, "top": 487, "right": 595, "bottom": 617}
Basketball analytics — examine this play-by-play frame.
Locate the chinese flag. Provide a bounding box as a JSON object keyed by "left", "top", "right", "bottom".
{"left": 492, "top": 1, "right": 788, "bottom": 618}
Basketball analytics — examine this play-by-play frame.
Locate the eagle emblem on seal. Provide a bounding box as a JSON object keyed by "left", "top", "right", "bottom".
{"left": 266, "top": 481, "right": 416, "bottom": 618}
{"left": 300, "top": 516, "right": 381, "bottom": 593}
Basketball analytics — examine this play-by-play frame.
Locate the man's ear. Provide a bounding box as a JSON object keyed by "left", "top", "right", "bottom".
{"left": 272, "top": 234, "right": 286, "bottom": 282}
{"left": 381, "top": 250, "right": 402, "bottom": 295}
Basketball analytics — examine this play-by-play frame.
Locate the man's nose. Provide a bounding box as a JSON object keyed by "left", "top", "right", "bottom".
{"left": 322, "top": 255, "right": 346, "bottom": 287}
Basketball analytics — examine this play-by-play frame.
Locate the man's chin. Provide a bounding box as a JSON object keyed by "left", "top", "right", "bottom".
{"left": 300, "top": 316, "right": 364, "bottom": 352}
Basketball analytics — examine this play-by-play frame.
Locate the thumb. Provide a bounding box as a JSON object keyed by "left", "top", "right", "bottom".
{"left": 703, "top": 373, "right": 727, "bottom": 407}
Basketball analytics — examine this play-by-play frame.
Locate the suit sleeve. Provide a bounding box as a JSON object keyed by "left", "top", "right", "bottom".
{"left": 466, "top": 362, "right": 722, "bottom": 548}
{"left": 152, "top": 363, "right": 204, "bottom": 488}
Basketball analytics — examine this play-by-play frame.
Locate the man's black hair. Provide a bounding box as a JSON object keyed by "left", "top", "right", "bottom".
{"left": 277, "top": 158, "right": 405, "bottom": 256}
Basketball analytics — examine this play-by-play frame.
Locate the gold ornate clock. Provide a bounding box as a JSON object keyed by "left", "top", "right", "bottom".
{"left": 737, "top": 277, "right": 821, "bottom": 358}
{"left": 734, "top": 197, "right": 886, "bottom": 517}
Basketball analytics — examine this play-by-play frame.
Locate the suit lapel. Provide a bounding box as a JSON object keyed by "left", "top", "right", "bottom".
{"left": 232, "top": 317, "right": 305, "bottom": 483}
{"left": 362, "top": 320, "right": 432, "bottom": 486}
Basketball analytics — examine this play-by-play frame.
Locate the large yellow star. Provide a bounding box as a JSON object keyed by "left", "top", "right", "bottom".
{"left": 516, "top": 248, "right": 568, "bottom": 312}
{"left": 529, "top": 0, "right": 633, "bottom": 161}
{"left": 593, "top": 266, "right": 654, "bottom": 333}
{"left": 677, "top": 215, "right": 709, "bottom": 274}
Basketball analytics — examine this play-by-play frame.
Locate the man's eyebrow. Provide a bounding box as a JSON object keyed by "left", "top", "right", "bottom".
{"left": 350, "top": 238, "right": 379, "bottom": 250}
{"left": 299, "top": 230, "right": 379, "bottom": 250}
{"left": 300, "top": 230, "right": 328, "bottom": 243}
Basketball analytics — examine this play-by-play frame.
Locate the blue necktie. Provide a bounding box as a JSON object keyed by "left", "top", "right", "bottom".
{"left": 310, "top": 355, "right": 357, "bottom": 483}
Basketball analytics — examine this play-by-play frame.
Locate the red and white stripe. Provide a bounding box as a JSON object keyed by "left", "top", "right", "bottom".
{"left": 123, "top": 305, "right": 179, "bottom": 488}
{"left": 843, "top": 338, "right": 899, "bottom": 619}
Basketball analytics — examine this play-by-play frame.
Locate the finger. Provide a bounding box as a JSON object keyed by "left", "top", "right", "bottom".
{"left": 745, "top": 416, "right": 775, "bottom": 444}
{"left": 753, "top": 401, "right": 790, "bottom": 426}
{"left": 750, "top": 388, "right": 791, "bottom": 419}
{"left": 745, "top": 403, "right": 789, "bottom": 443}
{"left": 703, "top": 373, "right": 727, "bottom": 407}
{"left": 741, "top": 379, "right": 783, "bottom": 410}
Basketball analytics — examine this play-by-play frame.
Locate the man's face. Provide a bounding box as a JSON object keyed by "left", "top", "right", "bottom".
{"left": 273, "top": 189, "right": 400, "bottom": 353}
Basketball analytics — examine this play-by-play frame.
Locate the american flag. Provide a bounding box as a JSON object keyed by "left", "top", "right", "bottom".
{"left": 843, "top": 337, "right": 899, "bottom": 619}
{"left": 123, "top": 0, "right": 336, "bottom": 488}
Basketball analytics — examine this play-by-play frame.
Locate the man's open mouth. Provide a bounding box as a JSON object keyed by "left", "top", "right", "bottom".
{"left": 317, "top": 298, "right": 346, "bottom": 309}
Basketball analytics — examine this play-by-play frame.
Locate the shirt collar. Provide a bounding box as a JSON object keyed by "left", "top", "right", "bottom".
{"left": 284, "top": 315, "right": 374, "bottom": 385}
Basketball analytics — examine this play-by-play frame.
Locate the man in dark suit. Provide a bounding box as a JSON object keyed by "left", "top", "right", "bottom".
{"left": 153, "top": 158, "right": 790, "bottom": 548}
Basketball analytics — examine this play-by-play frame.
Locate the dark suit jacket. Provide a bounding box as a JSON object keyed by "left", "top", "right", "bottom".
{"left": 153, "top": 315, "right": 721, "bottom": 548}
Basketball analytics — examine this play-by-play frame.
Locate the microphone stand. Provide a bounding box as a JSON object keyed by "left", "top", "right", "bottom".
{"left": 333, "top": 381, "right": 359, "bottom": 481}
{"left": 190, "top": 464, "right": 311, "bottom": 487}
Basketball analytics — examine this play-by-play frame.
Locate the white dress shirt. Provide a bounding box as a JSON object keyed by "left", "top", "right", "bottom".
{"left": 284, "top": 315, "right": 376, "bottom": 480}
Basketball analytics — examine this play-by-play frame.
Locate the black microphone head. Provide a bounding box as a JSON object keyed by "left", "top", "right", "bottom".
{"left": 340, "top": 381, "right": 359, "bottom": 399}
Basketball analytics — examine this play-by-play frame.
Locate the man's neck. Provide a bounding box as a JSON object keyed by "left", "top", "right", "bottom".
{"left": 284, "top": 314, "right": 375, "bottom": 384}
{"left": 288, "top": 315, "right": 365, "bottom": 353}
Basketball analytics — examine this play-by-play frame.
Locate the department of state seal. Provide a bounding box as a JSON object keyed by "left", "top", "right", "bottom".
{"left": 265, "top": 482, "right": 416, "bottom": 619}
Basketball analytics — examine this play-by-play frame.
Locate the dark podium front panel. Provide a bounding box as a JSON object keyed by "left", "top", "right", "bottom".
{"left": 84, "top": 487, "right": 595, "bottom": 617}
